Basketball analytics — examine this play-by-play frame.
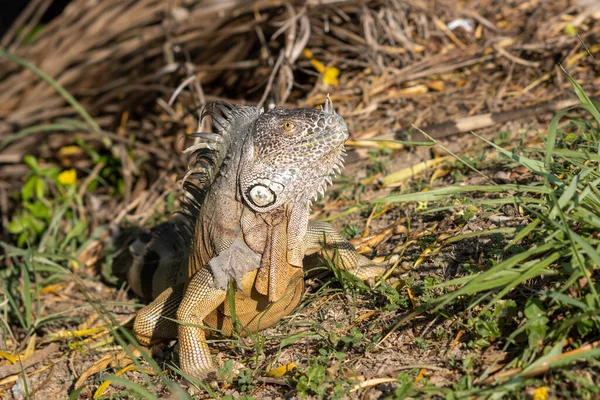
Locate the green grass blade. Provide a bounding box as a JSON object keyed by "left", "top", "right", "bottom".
{"left": 22, "top": 253, "right": 33, "bottom": 329}
{"left": 0, "top": 121, "right": 81, "bottom": 151}
{"left": 504, "top": 218, "right": 540, "bottom": 250}
{"left": 0, "top": 48, "right": 100, "bottom": 133}
{"left": 561, "top": 65, "right": 600, "bottom": 124}
{"left": 473, "top": 133, "right": 564, "bottom": 188}
{"left": 483, "top": 252, "right": 561, "bottom": 312}
{"left": 373, "top": 184, "right": 549, "bottom": 204}
{"left": 431, "top": 242, "right": 556, "bottom": 310}
{"left": 96, "top": 375, "right": 160, "bottom": 399}
{"left": 544, "top": 291, "right": 592, "bottom": 311}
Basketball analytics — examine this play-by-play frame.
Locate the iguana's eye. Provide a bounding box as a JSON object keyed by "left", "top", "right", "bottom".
{"left": 282, "top": 121, "right": 295, "bottom": 131}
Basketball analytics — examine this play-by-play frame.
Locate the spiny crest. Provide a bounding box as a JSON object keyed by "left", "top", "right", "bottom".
{"left": 182, "top": 102, "right": 233, "bottom": 187}
{"left": 180, "top": 101, "right": 263, "bottom": 217}
{"left": 179, "top": 101, "right": 236, "bottom": 218}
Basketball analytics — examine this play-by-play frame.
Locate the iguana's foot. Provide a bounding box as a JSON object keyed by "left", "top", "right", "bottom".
{"left": 176, "top": 267, "right": 226, "bottom": 380}
{"left": 177, "top": 336, "right": 218, "bottom": 382}
{"left": 180, "top": 363, "right": 218, "bottom": 382}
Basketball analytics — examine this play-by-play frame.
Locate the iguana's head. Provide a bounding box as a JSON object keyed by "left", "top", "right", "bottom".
{"left": 240, "top": 97, "right": 348, "bottom": 212}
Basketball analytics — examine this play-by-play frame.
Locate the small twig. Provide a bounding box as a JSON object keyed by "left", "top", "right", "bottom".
{"left": 482, "top": 339, "right": 600, "bottom": 384}
{"left": 404, "top": 97, "right": 595, "bottom": 141}
{"left": 433, "top": 16, "right": 466, "bottom": 49}
{"left": 254, "top": 376, "right": 292, "bottom": 386}
{"left": 494, "top": 44, "right": 541, "bottom": 68}
{"left": 77, "top": 162, "right": 106, "bottom": 199}
{"left": 9, "top": 0, "right": 53, "bottom": 51}
{"left": 419, "top": 315, "right": 440, "bottom": 338}
{"left": 257, "top": 51, "right": 285, "bottom": 109}
{"left": 416, "top": 127, "right": 496, "bottom": 185}
{"left": 168, "top": 75, "right": 197, "bottom": 107}
{"left": 98, "top": 130, "right": 170, "bottom": 160}
{"left": 392, "top": 364, "right": 445, "bottom": 372}
{"left": 0, "top": 343, "right": 59, "bottom": 379}
{"left": 457, "top": 8, "right": 499, "bottom": 32}
{"left": 376, "top": 309, "right": 424, "bottom": 348}
{"left": 0, "top": 0, "right": 45, "bottom": 47}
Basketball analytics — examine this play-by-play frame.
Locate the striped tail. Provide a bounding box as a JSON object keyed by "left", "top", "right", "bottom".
{"left": 127, "top": 214, "right": 193, "bottom": 301}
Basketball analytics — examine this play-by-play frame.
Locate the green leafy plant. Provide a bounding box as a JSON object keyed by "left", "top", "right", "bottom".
{"left": 296, "top": 359, "right": 331, "bottom": 399}
{"left": 466, "top": 300, "right": 517, "bottom": 349}
{"left": 8, "top": 155, "right": 76, "bottom": 247}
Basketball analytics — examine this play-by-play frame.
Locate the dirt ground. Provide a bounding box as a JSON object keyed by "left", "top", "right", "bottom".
{"left": 1, "top": 0, "right": 599, "bottom": 398}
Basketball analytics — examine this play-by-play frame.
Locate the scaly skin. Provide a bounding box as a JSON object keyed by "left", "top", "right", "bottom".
{"left": 128, "top": 98, "right": 386, "bottom": 379}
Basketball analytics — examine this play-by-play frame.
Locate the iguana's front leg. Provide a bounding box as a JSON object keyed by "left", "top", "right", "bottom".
{"left": 133, "top": 269, "right": 226, "bottom": 379}
{"left": 305, "top": 221, "right": 387, "bottom": 280}
{"left": 133, "top": 284, "right": 184, "bottom": 346}
{"left": 176, "top": 267, "right": 226, "bottom": 379}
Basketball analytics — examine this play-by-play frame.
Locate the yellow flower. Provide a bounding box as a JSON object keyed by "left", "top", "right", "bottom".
{"left": 58, "top": 169, "right": 77, "bottom": 185}
{"left": 58, "top": 145, "right": 81, "bottom": 156}
{"left": 533, "top": 387, "right": 548, "bottom": 400}
{"left": 266, "top": 363, "right": 296, "bottom": 378}
{"left": 303, "top": 48, "right": 340, "bottom": 86}
{"left": 322, "top": 66, "right": 340, "bottom": 86}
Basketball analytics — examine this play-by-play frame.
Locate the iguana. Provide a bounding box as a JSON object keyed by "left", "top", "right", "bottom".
{"left": 127, "top": 98, "right": 386, "bottom": 379}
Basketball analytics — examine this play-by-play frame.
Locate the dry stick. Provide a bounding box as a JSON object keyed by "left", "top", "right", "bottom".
{"left": 9, "top": 0, "right": 53, "bottom": 51}
{"left": 494, "top": 44, "right": 541, "bottom": 67}
{"left": 0, "top": 343, "right": 59, "bottom": 380}
{"left": 254, "top": 376, "right": 292, "bottom": 386}
{"left": 0, "top": 0, "right": 45, "bottom": 47}
{"left": 417, "top": 128, "right": 496, "bottom": 184}
{"left": 98, "top": 130, "right": 170, "bottom": 160}
{"left": 458, "top": 8, "right": 499, "bottom": 32}
{"left": 392, "top": 364, "right": 445, "bottom": 372}
{"left": 406, "top": 97, "right": 599, "bottom": 141}
{"left": 257, "top": 51, "right": 285, "bottom": 110}
{"left": 482, "top": 339, "right": 600, "bottom": 384}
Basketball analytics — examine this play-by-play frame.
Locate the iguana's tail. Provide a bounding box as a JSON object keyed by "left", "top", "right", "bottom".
{"left": 127, "top": 214, "right": 193, "bottom": 301}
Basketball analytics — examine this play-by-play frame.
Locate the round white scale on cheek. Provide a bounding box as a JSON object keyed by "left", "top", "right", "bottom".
{"left": 249, "top": 185, "right": 275, "bottom": 207}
